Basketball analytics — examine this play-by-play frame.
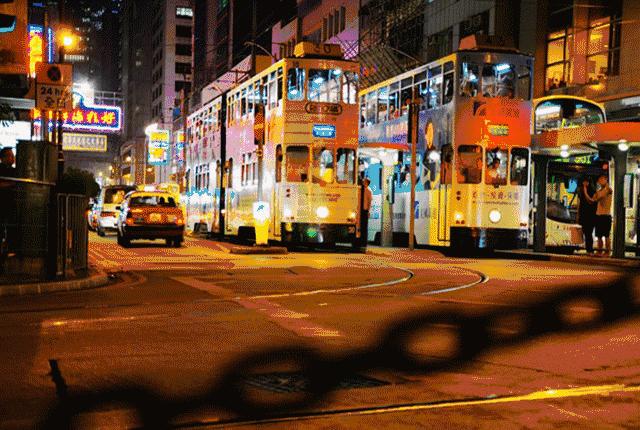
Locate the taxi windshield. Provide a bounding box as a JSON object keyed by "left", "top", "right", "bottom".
{"left": 129, "top": 195, "right": 177, "bottom": 207}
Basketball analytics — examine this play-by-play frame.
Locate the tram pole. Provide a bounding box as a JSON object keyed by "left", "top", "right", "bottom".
{"left": 408, "top": 100, "right": 420, "bottom": 251}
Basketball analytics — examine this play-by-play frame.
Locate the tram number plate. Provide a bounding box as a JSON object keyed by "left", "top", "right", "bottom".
{"left": 149, "top": 213, "right": 162, "bottom": 223}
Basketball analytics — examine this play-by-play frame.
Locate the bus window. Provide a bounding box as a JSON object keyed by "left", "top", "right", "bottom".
{"left": 286, "top": 146, "right": 309, "bottom": 182}
{"left": 312, "top": 147, "right": 334, "bottom": 185}
{"left": 516, "top": 65, "right": 531, "bottom": 100}
{"left": 336, "top": 148, "right": 356, "bottom": 184}
{"left": 400, "top": 77, "right": 413, "bottom": 116}
{"left": 275, "top": 145, "right": 283, "bottom": 182}
{"left": 377, "top": 87, "right": 388, "bottom": 122}
{"left": 308, "top": 69, "right": 340, "bottom": 103}
{"left": 342, "top": 71, "right": 358, "bottom": 104}
{"left": 485, "top": 148, "right": 508, "bottom": 186}
{"left": 457, "top": 145, "right": 483, "bottom": 184}
{"left": 389, "top": 82, "right": 400, "bottom": 118}
{"left": 287, "top": 68, "right": 305, "bottom": 100}
{"left": 510, "top": 147, "right": 529, "bottom": 186}
{"left": 460, "top": 63, "right": 479, "bottom": 97}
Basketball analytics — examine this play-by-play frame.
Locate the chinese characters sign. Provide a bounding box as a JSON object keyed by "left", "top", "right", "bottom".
{"left": 28, "top": 25, "right": 43, "bottom": 78}
{"left": 33, "top": 99, "right": 122, "bottom": 133}
{"left": 62, "top": 133, "right": 107, "bottom": 152}
{"left": 148, "top": 130, "right": 170, "bottom": 166}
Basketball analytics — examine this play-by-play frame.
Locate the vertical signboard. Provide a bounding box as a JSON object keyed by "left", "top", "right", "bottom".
{"left": 148, "top": 130, "right": 171, "bottom": 166}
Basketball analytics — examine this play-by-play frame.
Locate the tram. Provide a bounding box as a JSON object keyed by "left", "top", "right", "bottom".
{"left": 358, "top": 36, "right": 533, "bottom": 249}
{"left": 184, "top": 42, "right": 360, "bottom": 246}
{"left": 532, "top": 95, "right": 638, "bottom": 250}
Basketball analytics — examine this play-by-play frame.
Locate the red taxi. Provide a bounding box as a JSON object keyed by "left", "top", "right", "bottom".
{"left": 116, "top": 191, "right": 184, "bottom": 247}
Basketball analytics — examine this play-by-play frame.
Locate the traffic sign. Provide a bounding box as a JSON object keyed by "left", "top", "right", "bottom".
{"left": 35, "top": 62, "right": 73, "bottom": 111}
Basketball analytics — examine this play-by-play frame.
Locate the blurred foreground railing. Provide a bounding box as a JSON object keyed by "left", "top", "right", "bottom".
{"left": 40, "top": 273, "right": 639, "bottom": 428}
{"left": 0, "top": 176, "right": 88, "bottom": 283}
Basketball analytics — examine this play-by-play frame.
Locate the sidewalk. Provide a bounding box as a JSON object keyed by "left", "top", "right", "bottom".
{"left": 495, "top": 249, "right": 640, "bottom": 269}
{"left": 0, "top": 269, "right": 111, "bottom": 297}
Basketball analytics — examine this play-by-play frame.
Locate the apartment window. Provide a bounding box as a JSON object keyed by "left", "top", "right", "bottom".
{"left": 426, "top": 27, "right": 452, "bottom": 62}
{"left": 175, "top": 81, "right": 191, "bottom": 93}
{"left": 322, "top": 7, "right": 347, "bottom": 42}
{"left": 176, "top": 44, "right": 192, "bottom": 56}
{"left": 545, "top": 29, "right": 573, "bottom": 90}
{"left": 176, "top": 7, "right": 193, "bottom": 18}
{"left": 586, "top": 16, "right": 621, "bottom": 84}
{"left": 176, "top": 25, "right": 191, "bottom": 38}
{"left": 175, "top": 62, "right": 191, "bottom": 74}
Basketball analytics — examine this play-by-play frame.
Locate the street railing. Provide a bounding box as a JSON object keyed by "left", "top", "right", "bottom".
{"left": 39, "top": 273, "right": 639, "bottom": 428}
{"left": 55, "top": 193, "right": 89, "bottom": 278}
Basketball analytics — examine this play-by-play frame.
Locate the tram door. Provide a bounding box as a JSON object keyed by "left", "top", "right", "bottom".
{"left": 437, "top": 145, "right": 452, "bottom": 243}
{"left": 224, "top": 159, "right": 233, "bottom": 233}
{"left": 272, "top": 145, "right": 283, "bottom": 238}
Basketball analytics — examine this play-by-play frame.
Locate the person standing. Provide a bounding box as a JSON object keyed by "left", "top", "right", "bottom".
{"left": 587, "top": 175, "right": 613, "bottom": 256}
{"left": 360, "top": 177, "right": 372, "bottom": 249}
{"left": 577, "top": 177, "right": 597, "bottom": 254}
{"left": 0, "top": 147, "right": 16, "bottom": 177}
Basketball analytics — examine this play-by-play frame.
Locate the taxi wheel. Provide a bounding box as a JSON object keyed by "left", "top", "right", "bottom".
{"left": 97, "top": 227, "right": 106, "bottom": 237}
{"left": 165, "top": 238, "right": 173, "bottom": 247}
{"left": 117, "top": 233, "right": 130, "bottom": 247}
{"left": 173, "top": 238, "right": 183, "bottom": 248}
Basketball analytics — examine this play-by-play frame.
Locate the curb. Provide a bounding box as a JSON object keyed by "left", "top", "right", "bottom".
{"left": 0, "top": 270, "right": 111, "bottom": 297}
{"left": 494, "top": 250, "right": 640, "bottom": 269}
{"left": 229, "top": 245, "right": 288, "bottom": 255}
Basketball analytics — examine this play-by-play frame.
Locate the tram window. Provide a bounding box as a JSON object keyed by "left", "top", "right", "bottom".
{"left": 342, "top": 71, "right": 358, "bottom": 104}
{"left": 443, "top": 72, "right": 454, "bottom": 104}
{"left": 268, "top": 79, "right": 277, "bottom": 109}
{"left": 516, "top": 65, "right": 532, "bottom": 100}
{"left": 275, "top": 145, "right": 283, "bottom": 183}
{"left": 365, "top": 92, "right": 376, "bottom": 125}
{"left": 377, "top": 87, "right": 388, "bottom": 122}
{"left": 495, "top": 64, "right": 515, "bottom": 98}
{"left": 510, "top": 147, "right": 529, "bottom": 186}
{"left": 336, "top": 148, "right": 356, "bottom": 184}
{"left": 400, "top": 77, "right": 413, "bottom": 116}
{"left": 286, "top": 146, "right": 309, "bottom": 182}
{"left": 241, "top": 89, "right": 247, "bottom": 117}
{"left": 460, "top": 63, "right": 479, "bottom": 97}
{"left": 312, "top": 147, "right": 334, "bottom": 185}
{"left": 286, "top": 68, "right": 304, "bottom": 101}
{"left": 247, "top": 85, "right": 254, "bottom": 113}
{"left": 457, "top": 145, "right": 483, "bottom": 184}
{"left": 428, "top": 74, "right": 442, "bottom": 109}
{"left": 485, "top": 148, "right": 508, "bottom": 186}
{"left": 255, "top": 84, "right": 262, "bottom": 109}
{"left": 360, "top": 96, "right": 366, "bottom": 127}
{"left": 481, "top": 65, "right": 496, "bottom": 97}
{"left": 308, "top": 69, "right": 340, "bottom": 103}
{"left": 389, "top": 82, "right": 400, "bottom": 119}
{"left": 277, "top": 68, "right": 283, "bottom": 104}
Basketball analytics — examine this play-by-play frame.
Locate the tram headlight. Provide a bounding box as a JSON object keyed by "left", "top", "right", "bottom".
{"left": 348, "top": 211, "right": 357, "bottom": 222}
{"left": 489, "top": 209, "right": 502, "bottom": 224}
{"left": 316, "top": 206, "right": 330, "bottom": 219}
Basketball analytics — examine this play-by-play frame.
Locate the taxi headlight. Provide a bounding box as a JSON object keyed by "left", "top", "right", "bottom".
{"left": 489, "top": 209, "right": 502, "bottom": 223}
{"left": 316, "top": 206, "right": 329, "bottom": 219}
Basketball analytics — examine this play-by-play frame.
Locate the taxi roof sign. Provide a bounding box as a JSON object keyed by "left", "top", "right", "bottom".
{"left": 293, "top": 42, "right": 343, "bottom": 59}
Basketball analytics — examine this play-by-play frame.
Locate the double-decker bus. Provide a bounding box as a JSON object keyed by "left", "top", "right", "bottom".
{"left": 358, "top": 36, "right": 533, "bottom": 249}
{"left": 184, "top": 98, "right": 224, "bottom": 234}
{"left": 184, "top": 43, "right": 360, "bottom": 246}
{"left": 533, "top": 95, "right": 638, "bottom": 251}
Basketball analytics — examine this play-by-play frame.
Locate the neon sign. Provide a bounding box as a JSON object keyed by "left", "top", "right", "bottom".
{"left": 148, "top": 130, "right": 171, "bottom": 166}
{"left": 28, "top": 25, "right": 44, "bottom": 78}
{"left": 33, "top": 99, "right": 122, "bottom": 133}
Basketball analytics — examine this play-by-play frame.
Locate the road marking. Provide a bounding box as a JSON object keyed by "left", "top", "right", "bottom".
{"left": 198, "top": 383, "right": 640, "bottom": 427}
{"left": 173, "top": 277, "right": 343, "bottom": 338}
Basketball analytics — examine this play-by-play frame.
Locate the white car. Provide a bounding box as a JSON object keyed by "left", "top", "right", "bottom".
{"left": 95, "top": 185, "right": 137, "bottom": 236}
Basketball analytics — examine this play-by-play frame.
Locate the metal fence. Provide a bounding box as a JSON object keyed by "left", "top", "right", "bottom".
{"left": 55, "top": 194, "right": 89, "bottom": 278}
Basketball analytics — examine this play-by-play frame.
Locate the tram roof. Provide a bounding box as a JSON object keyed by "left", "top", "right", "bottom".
{"left": 532, "top": 122, "right": 640, "bottom": 156}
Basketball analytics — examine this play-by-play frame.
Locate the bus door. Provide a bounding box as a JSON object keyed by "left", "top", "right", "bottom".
{"left": 437, "top": 145, "right": 452, "bottom": 242}
{"left": 272, "top": 145, "right": 283, "bottom": 237}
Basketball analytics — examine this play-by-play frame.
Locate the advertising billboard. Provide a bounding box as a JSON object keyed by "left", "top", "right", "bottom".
{"left": 148, "top": 130, "right": 170, "bottom": 166}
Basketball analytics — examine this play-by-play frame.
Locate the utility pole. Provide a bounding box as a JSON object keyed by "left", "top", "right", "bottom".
{"left": 408, "top": 99, "right": 420, "bottom": 250}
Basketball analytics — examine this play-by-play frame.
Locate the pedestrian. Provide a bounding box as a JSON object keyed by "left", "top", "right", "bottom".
{"left": 577, "top": 177, "right": 597, "bottom": 254}
{"left": 0, "top": 147, "right": 16, "bottom": 177}
{"left": 586, "top": 175, "right": 613, "bottom": 256}
{"left": 360, "top": 177, "right": 372, "bottom": 249}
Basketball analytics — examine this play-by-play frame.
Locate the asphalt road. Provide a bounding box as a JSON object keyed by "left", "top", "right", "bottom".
{"left": 0, "top": 233, "right": 638, "bottom": 429}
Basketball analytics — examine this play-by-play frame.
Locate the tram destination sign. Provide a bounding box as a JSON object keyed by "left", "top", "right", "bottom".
{"left": 312, "top": 124, "right": 336, "bottom": 139}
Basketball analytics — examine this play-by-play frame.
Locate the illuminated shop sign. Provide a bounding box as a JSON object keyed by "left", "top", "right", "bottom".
{"left": 62, "top": 133, "right": 107, "bottom": 152}
{"left": 148, "top": 130, "right": 171, "bottom": 166}
{"left": 28, "top": 25, "right": 44, "bottom": 77}
{"left": 33, "top": 99, "right": 122, "bottom": 133}
{"left": 312, "top": 124, "right": 336, "bottom": 138}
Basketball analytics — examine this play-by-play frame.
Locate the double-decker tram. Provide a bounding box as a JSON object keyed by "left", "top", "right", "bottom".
{"left": 533, "top": 95, "right": 638, "bottom": 250}
{"left": 184, "top": 97, "right": 224, "bottom": 234}
{"left": 358, "top": 36, "right": 533, "bottom": 249}
{"left": 183, "top": 43, "right": 360, "bottom": 246}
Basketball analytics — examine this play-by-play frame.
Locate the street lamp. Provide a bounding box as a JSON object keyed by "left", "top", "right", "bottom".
{"left": 58, "top": 30, "right": 76, "bottom": 63}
